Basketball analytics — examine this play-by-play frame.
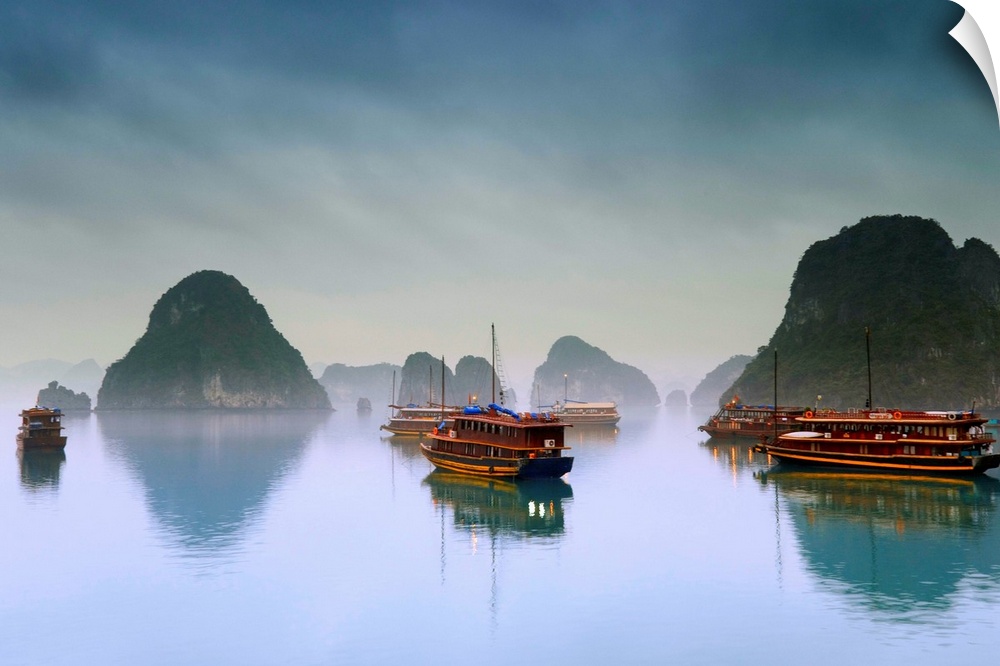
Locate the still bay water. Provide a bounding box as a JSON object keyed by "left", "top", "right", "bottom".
{"left": 3, "top": 404, "right": 1000, "bottom": 665}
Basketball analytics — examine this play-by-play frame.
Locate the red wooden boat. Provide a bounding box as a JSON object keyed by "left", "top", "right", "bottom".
{"left": 421, "top": 403, "right": 573, "bottom": 478}
{"left": 754, "top": 408, "right": 1000, "bottom": 475}
{"left": 698, "top": 395, "right": 806, "bottom": 439}
{"left": 420, "top": 325, "right": 572, "bottom": 478}
{"left": 16, "top": 406, "right": 68, "bottom": 450}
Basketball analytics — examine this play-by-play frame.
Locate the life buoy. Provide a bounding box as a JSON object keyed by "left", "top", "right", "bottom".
{"left": 432, "top": 427, "right": 438, "bottom": 435}
{"left": 948, "top": 412, "right": 957, "bottom": 421}
{"left": 804, "top": 410, "right": 814, "bottom": 418}
{"left": 893, "top": 411, "right": 902, "bottom": 420}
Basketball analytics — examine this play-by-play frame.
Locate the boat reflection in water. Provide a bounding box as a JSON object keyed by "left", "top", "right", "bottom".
{"left": 98, "top": 410, "right": 328, "bottom": 560}
{"left": 565, "top": 422, "right": 619, "bottom": 447}
{"left": 17, "top": 448, "right": 66, "bottom": 491}
{"left": 701, "top": 437, "right": 770, "bottom": 473}
{"left": 758, "top": 469, "right": 1000, "bottom": 615}
{"left": 423, "top": 471, "right": 573, "bottom": 541}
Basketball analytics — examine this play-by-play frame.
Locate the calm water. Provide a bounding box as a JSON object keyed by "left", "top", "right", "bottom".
{"left": 3, "top": 404, "right": 1000, "bottom": 665}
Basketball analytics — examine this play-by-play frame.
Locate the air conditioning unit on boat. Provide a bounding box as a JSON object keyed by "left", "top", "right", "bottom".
{"left": 544, "top": 439, "right": 556, "bottom": 448}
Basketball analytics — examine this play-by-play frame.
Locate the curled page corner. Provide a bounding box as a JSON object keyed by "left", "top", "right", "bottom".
{"left": 950, "top": 1, "right": 999, "bottom": 127}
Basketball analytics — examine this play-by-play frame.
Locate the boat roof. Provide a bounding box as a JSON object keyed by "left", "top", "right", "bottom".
{"left": 20, "top": 405, "right": 62, "bottom": 415}
{"left": 562, "top": 401, "right": 617, "bottom": 410}
{"left": 800, "top": 408, "right": 986, "bottom": 424}
{"left": 456, "top": 405, "right": 568, "bottom": 428}
{"left": 725, "top": 404, "right": 806, "bottom": 411}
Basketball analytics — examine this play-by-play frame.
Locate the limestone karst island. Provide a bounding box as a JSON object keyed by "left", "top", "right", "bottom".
{"left": 96, "top": 270, "right": 331, "bottom": 409}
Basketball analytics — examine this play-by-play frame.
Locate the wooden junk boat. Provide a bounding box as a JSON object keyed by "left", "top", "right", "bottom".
{"left": 380, "top": 403, "right": 462, "bottom": 437}
{"left": 698, "top": 395, "right": 806, "bottom": 439}
{"left": 753, "top": 407, "right": 1000, "bottom": 476}
{"left": 551, "top": 400, "right": 621, "bottom": 426}
{"left": 16, "top": 406, "right": 68, "bottom": 450}
{"left": 420, "top": 403, "right": 573, "bottom": 478}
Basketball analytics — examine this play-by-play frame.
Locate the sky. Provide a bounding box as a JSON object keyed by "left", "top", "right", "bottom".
{"left": 2, "top": 0, "right": 998, "bottom": 395}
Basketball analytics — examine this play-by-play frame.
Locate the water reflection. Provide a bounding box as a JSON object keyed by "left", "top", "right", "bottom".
{"left": 759, "top": 470, "right": 1000, "bottom": 616}
{"left": 423, "top": 471, "right": 573, "bottom": 541}
{"left": 17, "top": 448, "right": 66, "bottom": 491}
{"left": 98, "top": 410, "right": 328, "bottom": 559}
{"left": 565, "top": 423, "right": 619, "bottom": 446}
{"left": 700, "top": 437, "right": 769, "bottom": 472}
{"left": 384, "top": 435, "right": 430, "bottom": 463}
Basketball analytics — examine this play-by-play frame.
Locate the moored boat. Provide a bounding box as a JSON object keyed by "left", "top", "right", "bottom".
{"left": 420, "top": 403, "right": 573, "bottom": 478}
{"left": 379, "top": 403, "right": 462, "bottom": 436}
{"left": 698, "top": 395, "right": 806, "bottom": 439}
{"left": 754, "top": 408, "right": 1000, "bottom": 475}
{"left": 550, "top": 400, "right": 620, "bottom": 426}
{"left": 16, "top": 406, "right": 68, "bottom": 450}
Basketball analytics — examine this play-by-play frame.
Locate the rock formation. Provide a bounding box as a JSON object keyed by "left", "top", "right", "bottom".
{"left": 663, "top": 389, "right": 688, "bottom": 407}
{"left": 690, "top": 355, "right": 752, "bottom": 407}
{"left": 726, "top": 215, "right": 1000, "bottom": 410}
{"left": 36, "top": 380, "right": 91, "bottom": 411}
{"left": 319, "top": 362, "right": 400, "bottom": 408}
{"left": 97, "top": 270, "right": 331, "bottom": 409}
{"left": 533, "top": 335, "right": 660, "bottom": 407}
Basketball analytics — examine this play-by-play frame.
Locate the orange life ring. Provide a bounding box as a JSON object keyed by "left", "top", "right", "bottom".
{"left": 893, "top": 411, "right": 902, "bottom": 420}
{"left": 804, "top": 410, "right": 814, "bottom": 418}
{"left": 432, "top": 427, "right": 438, "bottom": 435}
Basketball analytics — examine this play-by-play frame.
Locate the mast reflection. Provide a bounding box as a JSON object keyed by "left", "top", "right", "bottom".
{"left": 759, "top": 470, "right": 1000, "bottom": 615}
{"left": 98, "top": 410, "right": 328, "bottom": 559}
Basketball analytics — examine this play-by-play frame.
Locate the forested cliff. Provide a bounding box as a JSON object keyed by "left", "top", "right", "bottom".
{"left": 726, "top": 215, "right": 1000, "bottom": 410}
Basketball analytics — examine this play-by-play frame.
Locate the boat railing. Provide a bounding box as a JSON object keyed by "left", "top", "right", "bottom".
{"left": 803, "top": 408, "right": 977, "bottom": 422}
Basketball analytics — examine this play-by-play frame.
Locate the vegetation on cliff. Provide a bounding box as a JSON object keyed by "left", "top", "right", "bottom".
{"left": 726, "top": 215, "right": 1000, "bottom": 410}
{"left": 97, "top": 270, "right": 331, "bottom": 409}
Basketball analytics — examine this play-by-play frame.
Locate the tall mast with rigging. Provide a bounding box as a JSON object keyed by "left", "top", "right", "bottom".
{"left": 491, "top": 323, "right": 509, "bottom": 406}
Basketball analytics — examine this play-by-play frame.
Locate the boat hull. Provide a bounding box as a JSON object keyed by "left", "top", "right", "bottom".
{"left": 558, "top": 416, "right": 620, "bottom": 426}
{"left": 379, "top": 423, "right": 435, "bottom": 436}
{"left": 419, "top": 443, "right": 573, "bottom": 479}
{"left": 16, "top": 434, "right": 67, "bottom": 450}
{"left": 698, "top": 424, "right": 798, "bottom": 439}
{"left": 759, "top": 446, "right": 1000, "bottom": 476}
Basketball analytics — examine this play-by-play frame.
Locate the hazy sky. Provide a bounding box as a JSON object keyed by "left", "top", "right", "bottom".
{"left": 2, "top": 0, "right": 998, "bottom": 393}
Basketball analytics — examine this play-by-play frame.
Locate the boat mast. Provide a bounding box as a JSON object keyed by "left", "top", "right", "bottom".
{"left": 441, "top": 357, "right": 446, "bottom": 420}
{"left": 491, "top": 324, "right": 496, "bottom": 405}
{"left": 491, "top": 323, "right": 508, "bottom": 406}
{"left": 865, "top": 326, "right": 872, "bottom": 409}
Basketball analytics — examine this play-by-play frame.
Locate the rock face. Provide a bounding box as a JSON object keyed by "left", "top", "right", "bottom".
{"left": 663, "top": 389, "right": 688, "bottom": 407}
{"left": 690, "top": 355, "right": 752, "bottom": 407}
{"left": 395, "top": 353, "right": 512, "bottom": 407}
{"left": 726, "top": 215, "right": 1000, "bottom": 410}
{"left": 37, "top": 380, "right": 91, "bottom": 411}
{"left": 533, "top": 335, "right": 660, "bottom": 407}
{"left": 319, "top": 362, "right": 400, "bottom": 408}
{"left": 97, "top": 270, "right": 331, "bottom": 409}
{"left": 62, "top": 359, "right": 105, "bottom": 401}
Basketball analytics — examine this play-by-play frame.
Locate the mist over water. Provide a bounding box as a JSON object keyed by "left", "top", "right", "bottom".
{"left": 2, "top": 403, "right": 1000, "bottom": 664}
